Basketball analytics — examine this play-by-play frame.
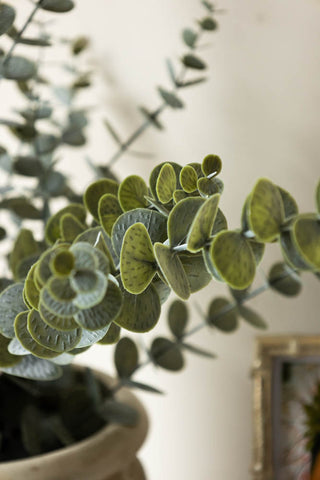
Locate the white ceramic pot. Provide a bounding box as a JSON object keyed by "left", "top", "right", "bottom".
{"left": 0, "top": 369, "right": 148, "bottom": 480}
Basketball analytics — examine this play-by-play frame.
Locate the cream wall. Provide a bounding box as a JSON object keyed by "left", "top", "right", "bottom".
{"left": 3, "top": 1, "right": 320, "bottom": 479}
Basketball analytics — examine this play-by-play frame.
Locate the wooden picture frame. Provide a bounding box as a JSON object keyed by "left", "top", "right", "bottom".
{"left": 252, "top": 335, "right": 320, "bottom": 480}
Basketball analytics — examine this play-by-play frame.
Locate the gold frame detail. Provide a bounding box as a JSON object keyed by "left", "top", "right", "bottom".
{"left": 251, "top": 335, "right": 320, "bottom": 480}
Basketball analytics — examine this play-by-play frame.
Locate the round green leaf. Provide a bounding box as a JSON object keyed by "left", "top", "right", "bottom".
{"left": 120, "top": 223, "right": 157, "bottom": 294}
{"left": 40, "top": 0, "right": 75, "bottom": 12}
{"left": 151, "top": 337, "right": 184, "bottom": 371}
{"left": 118, "top": 175, "right": 148, "bottom": 212}
{"left": 0, "top": 4, "right": 15, "bottom": 36}
{"left": 14, "top": 312, "right": 59, "bottom": 359}
{"left": 0, "top": 56, "right": 36, "bottom": 80}
{"left": 50, "top": 249, "right": 75, "bottom": 276}
{"left": 9, "top": 228, "right": 40, "bottom": 281}
{"left": 0, "top": 283, "right": 26, "bottom": 338}
{"left": 154, "top": 243, "right": 190, "bottom": 300}
{"left": 182, "top": 54, "right": 206, "bottom": 70}
{"left": 98, "top": 322, "right": 121, "bottom": 345}
{"left": 77, "top": 324, "right": 110, "bottom": 348}
{"left": 268, "top": 262, "right": 302, "bottom": 296}
{"left": 40, "top": 285, "right": 79, "bottom": 318}
{"left": 69, "top": 242, "right": 99, "bottom": 271}
{"left": 60, "top": 213, "right": 85, "bottom": 243}
{"left": 112, "top": 209, "right": 167, "bottom": 258}
{"left": 115, "top": 337, "right": 138, "bottom": 378}
{"left": 179, "top": 165, "right": 198, "bottom": 193}
{"left": 201, "top": 154, "right": 222, "bottom": 177}
{"left": 168, "top": 300, "right": 188, "bottom": 338}
{"left": 292, "top": 214, "right": 320, "bottom": 271}
{"left": 39, "top": 302, "right": 78, "bottom": 331}
{"left": 74, "top": 282, "right": 122, "bottom": 331}
{"left": 0, "top": 334, "right": 21, "bottom": 367}
{"left": 199, "top": 17, "right": 218, "bottom": 30}
{"left": 238, "top": 305, "right": 267, "bottom": 330}
{"left": 210, "top": 231, "right": 256, "bottom": 289}
{"left": 73, "top": 271, "right": 108, "bottom": 309}
{"left": 168, "top": 197, "right": 205, "bottom": 247}
{"left": 156, "top": 163, "right": 176, "bottom": 204}
{"left": 207, "top": 297, "right": 238, "bottom": 332}
{"left": 187, "top": 194, "right": 220, "bottom": 252}
{"left": 247, "top": 239, "right": 265, "bottom": 265}
{"left": 149, "top": 162, "right": 182, "bottom": 200}
{"left": 45, "top": 204, "right": 86, "bottom": 245}
{"left": 98, "top": 194, "right": 122, "bottom": 236}
{"left": 27, "top": 309, "right": 81, "bottom": 353}
{"left": 197, "top": 177, "right": 224, "bottom": 196}
{"left": 248, "top": 178, "right": 285, "bottom": 242}
{"left": 84, "top": 178, "right": 119, "bottom": 221}
{"left": 115, "top": 283, "right": 160, "bottom": 333}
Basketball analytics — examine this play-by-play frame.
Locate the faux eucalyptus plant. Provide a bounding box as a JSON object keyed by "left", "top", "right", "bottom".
{"left": 0, "top": 0, "right": 319, "bottom": 468}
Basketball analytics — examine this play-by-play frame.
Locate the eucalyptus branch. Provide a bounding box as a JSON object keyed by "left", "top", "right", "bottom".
{"left": 3, "top": 0, "right": 43, "bottom": 64}
{"left": 105, "top": 12, "right": 216, "bottom": 169}
{"left": 110, "top": 276, "right": 277, "bottom": 395}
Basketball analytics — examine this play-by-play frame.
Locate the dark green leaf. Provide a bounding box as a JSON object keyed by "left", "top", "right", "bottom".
{"left": 122, "top": 379, "right": 164, "bottom": 395}
{"left": 154, "top": 243, "right": 190, "bottom": 300}
{"left": 207, "top": 297, "right": 238, "bottom": 332}
{"left": 139, "top": 106, "right": 164, "bottom": 130}
{"left": 168, "top": 197, "right": 204, "bottom": 247}
{"left": 35, "top": 134, "right": 60, "bottom": 155}
{"left": 238, "top": 305, "right": 267, "bottom": 330}
{"left": 151, "top": 337, "right": 184, "bottom": 371}
{"left": 98, "top": 322, "right": 121, "bottom": 345}
{"left": 210, "top": 230, "right": 256, "bottom": 289}
{"left": 199, "top": 17, "right": 218, "bottom": 31}
{"left": 181, "top": 342, "right": 216, "bottom": 359}
{"left": 182, "top": 54, "right": 206, "bottom": 70}
{"left": 168, "top": 300, "right": 188, "bottom": 338}
{"left": 268, "top": 262, "right": 302, "bottom": 296}
{"left": 292, "top": 214, "right": 320, "bottom": 271}
{"left": 179, "top": 251, "right": 211, "bottom": 292}
{"left": 13, "top": 155, "right": 44, "bottom": 177}
{"left": 0, "top": 354, "right": 62, "bottom": 380}
{"left": 115, "top": 337, "right": 138, "bottom": 378}
{"left": 156, "top": 163, "right": 176, "bottom": 204}
{"left": 115, "top": 283, "right": 160, "bottom": 333}
{"left": 187, "top": 194, "right": 220, "bottom": 252}
{"left": 40, "top": 0, "right": 75, "bottom": 13}
{"left": 0, "top": 4, "right": 15, "bottom": 36}
{"left": 278, "top": 186, "right": 298, "bottom": 219}
{"left": 0, "top": 334, "right": 21, "bottom": 367}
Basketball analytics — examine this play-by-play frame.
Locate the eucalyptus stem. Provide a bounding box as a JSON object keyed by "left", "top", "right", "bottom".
{"left": 105, "top": 23, "right": 208, "bottom": 169}
{"left": 110, "top": 278, "right": 274, "bottom": 395}
{"left": 106, "top": 104, "right": 166, "bottom": 169}
{"left": 3, "top": 0, "right": 43, "bottom": 64}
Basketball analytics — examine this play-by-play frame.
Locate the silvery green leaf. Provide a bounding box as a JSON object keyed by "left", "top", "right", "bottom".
{"left": 35, "top": 134, "right": 60, "bottom": 155}
{"left": 77, "top": 324, "right": 111, "bottom": 348}
{"left": 0, "top": 4, "right": 15, "bottom": 36}
{"left": 50, "top": 353, "right": 74, "bottom": 365}
{"left": 73, "top": 271, "right": 108, "bottom": 309}
{"left": 0, "top": 283, "right": 26, "bottom": 338}
{"left": 158, "top": 87, "right": 184, "bottom": 109}
{"left": 182, "top": 29, "right": 197, "bottom": 48}
{"left": 0, "top": 56, "right": 36, "bottom": 80}
{"left": 8, "top": 337, "right": 31, "bottom": 356}
{"left": 0, "top": 355, "right": 62, "bottom": 380}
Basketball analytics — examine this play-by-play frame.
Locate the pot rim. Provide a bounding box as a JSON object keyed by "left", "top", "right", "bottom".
{"left": 0, "top": 365, "right": 148, "bottom": 474}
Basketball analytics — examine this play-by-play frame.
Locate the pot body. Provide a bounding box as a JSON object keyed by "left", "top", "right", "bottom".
{"left": 0, "top": 369, "right": 148, "bottom": 480}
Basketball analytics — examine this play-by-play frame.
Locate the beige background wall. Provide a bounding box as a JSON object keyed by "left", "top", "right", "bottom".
{"left": 3, "top": 1, "right": 320, "bottom": 479}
